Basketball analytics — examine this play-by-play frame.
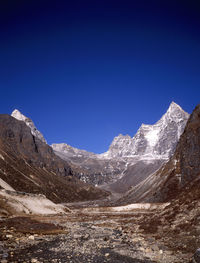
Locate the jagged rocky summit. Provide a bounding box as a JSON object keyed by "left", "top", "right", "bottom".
{"left": 100, "top": 102, "right": 189, "bottom": 159}
{"left": 11, "top": 109, "right": 47, "bottom": 144}
{"left": 53, "top": 102, "right": 189, "bottom": 161}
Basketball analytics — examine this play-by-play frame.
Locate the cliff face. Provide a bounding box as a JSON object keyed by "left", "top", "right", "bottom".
{"left": 0, "top": 114, "right": 108, "bottom": 203}
{"left": 157, "top": 103, "right": 200, "bottom": 202}
{"left": 175, "top": 104, "right": 200, "bottom": 185}
{"left": 11, "top": 109, "right": 47, "bottom": 144}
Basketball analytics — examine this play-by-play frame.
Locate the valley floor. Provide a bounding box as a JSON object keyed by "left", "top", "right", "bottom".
{"left": 0, "top": 204, "right": 194, "bottom": 263}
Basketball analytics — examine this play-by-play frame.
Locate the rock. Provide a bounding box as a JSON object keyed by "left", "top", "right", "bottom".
{"left": 74, "top": 234, "right": 82, "bottom": 239}
{"left": 82, "top": 233, "right": 90, "bottom": 240}
{"left": 193, "top": 248, "right": 200, "bottom": 263}
{"left": 105, "top": 253, "right": 110, "bottom": 257}
{"left": 145, "top": 248, "right": 152, "bottom": 253}
{"left": 103, "top": 236, "right": 109, "bottom": 241}
{"left": 28, "top": 235, "right": 35, "bottom": 240}
{"left": 5, "top": 234, "right": 12, "bottom": 238}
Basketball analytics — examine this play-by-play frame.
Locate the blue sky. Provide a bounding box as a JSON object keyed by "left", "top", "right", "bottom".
{"left": 0, "top": 0, "right": 200, "bottom": 153}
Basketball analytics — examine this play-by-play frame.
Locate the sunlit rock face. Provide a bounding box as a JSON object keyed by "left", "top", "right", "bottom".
{"left": 101, "top": 102, "right": 189, "bottom": 159}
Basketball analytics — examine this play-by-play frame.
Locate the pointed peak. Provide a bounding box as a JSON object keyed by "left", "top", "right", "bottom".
{"left": 12, "top": 109, "right": 21, "bottom": 114}
{"left": 166, "top": 102, "right": 189, "bottom": 117}
{"left": 11, "top": 109, "right": 47, "bottom": 144}
{"left": 116, "top": 134, "right": 131, "bottom": 139}
{"left": 163, "top": 101, "right": 190, "bottom": 121}
{"left": 11, "top": 109, "right": 27, "bottom": 122}
{"left": 168, "top": 101, "right": 183, "bottom": 112}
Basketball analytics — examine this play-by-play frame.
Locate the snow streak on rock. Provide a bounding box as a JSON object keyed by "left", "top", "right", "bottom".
{"left": 11, "top": 109, "right": 47, "bottom": 143}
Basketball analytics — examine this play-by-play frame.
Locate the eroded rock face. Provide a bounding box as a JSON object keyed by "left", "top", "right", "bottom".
{"left": 0, "top": 114, "right": 108, "bottom": 203}
{"left": 175, "top": 104, "right": 200, "bottom": 185}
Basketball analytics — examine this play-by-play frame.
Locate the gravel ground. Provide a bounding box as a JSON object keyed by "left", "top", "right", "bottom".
{"left": 0, "top": 208, "right": 194, "bottom": 263}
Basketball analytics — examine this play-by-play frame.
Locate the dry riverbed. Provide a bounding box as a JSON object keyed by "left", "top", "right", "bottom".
{"left": 0, "top": 204, "right": 195, "bottom": 263}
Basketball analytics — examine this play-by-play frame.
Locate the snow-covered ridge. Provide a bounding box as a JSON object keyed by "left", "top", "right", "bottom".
{"left": 11, "top": 109, "right": 47, "bottom": 144}
{"left": 100, "top": 102, "right": 189, "bottom": 159}
{"left": 52, "top": 143, "right": 96, "bottom": 158}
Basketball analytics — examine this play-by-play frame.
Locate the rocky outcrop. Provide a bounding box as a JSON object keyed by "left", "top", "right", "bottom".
{"left": 11, "top": 109, "right": 47, "bottom": 144}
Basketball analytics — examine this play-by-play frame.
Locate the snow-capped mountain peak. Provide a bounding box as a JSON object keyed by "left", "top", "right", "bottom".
{"left": 101, "top": 102, "right": 189, "bottom": 159}
{"left": 11, "top": 109, "right": 27, "bottom": 122}
{"left": 11, "top": 109, "right": 47, "bottom": 144}
{"left": 167, "top": 101, "right": 183, "bottom": 112}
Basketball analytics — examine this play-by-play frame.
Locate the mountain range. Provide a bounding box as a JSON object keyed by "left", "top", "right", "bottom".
{"left": 51, "top": 102, "right": 189, "bottom": 194}
{"left": 0, "top": 101, "right": 195, "bottom": 209}
{"left": 1, "top": 101, "right": 200, "bottom": 263}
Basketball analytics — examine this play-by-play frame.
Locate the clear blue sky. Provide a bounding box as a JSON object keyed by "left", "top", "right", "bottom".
{"left": 0, "top": 0, "right": 200, "bottom": 153}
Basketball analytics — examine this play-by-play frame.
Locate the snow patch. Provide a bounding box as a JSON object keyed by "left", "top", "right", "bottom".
{"left": 0, "top": 178, "right": 15, "bottom": 191}
{"left": 11, "top": 109, "right": 27, "bottom": 122}
{"left": 0, "top": 153, "right": 5, "bottom": 160}
{"left": 145, "top": 129, "right": 159, "bottom": 147}
{"left": 110, "top": 203, "right": 170, "bottom": 212}
{"left": 81, "top": 203, "right": 170, "bottom": 213}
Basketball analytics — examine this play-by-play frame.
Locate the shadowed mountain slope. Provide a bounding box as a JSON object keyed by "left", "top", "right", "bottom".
{"left": 0, "top": 114, "right": 108, "bottom": 203}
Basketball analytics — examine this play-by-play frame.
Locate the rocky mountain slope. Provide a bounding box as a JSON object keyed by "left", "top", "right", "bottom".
{"left": 0, "top": 114, "right": 108, "bottom": 204}
{"left": 11, "top": 109, "right": 47, "bottom": 144}
{"left": 117, "top": 103, "right": 200, "bottom": 204}
{"left": 52, "top": 102, "right": 189, "bottom": 193}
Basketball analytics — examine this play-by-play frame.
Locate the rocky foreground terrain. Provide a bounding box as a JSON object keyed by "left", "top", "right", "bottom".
{"left": 0, "top": 199, "right": 199, "bottom": 263}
